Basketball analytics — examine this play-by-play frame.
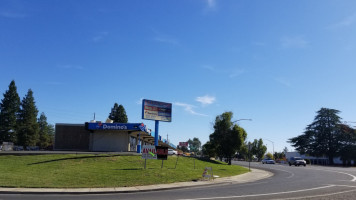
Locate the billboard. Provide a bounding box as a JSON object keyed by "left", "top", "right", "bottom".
{"left": 179, "top": 142, "right": 188, "bottom": 147}
{"left": 142, "top": 99, "right": 172, "bottom": 122}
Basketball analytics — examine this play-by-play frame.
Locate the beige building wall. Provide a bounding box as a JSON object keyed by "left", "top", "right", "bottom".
{"left": 90, "top": 131, "right": 130, "bottom": 152}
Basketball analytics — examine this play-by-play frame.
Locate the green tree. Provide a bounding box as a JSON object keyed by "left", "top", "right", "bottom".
{"left": 108, "top": 103, "right": 128, "bottom": 123}
{"left": 238, "top": 142, "right": 250, "bottom": 160}
{"left": 283, "top": 146, "right": 289, "bottom": 155}
{"left": 17, "top": 89, "right": 39, "bottom": 147}
{"left": 37, "top": 112, "right": 51, "bottom": 149}
{"left": 289, "top": 108, "right": 344, "bottom": 165}
{"left": 188, "top": 137, "right": 201, "bottom": 154}
{"left": 0, "top": 80, "right": 21, "bottom": 143}
{"left": 338, "top": 124, "right": 356, "bottom": 166}
{"left": 265, "top": 152, "right": 273, "bottom": 159}
{"left": 251, "top": 138, "right": 267, "bottom": 161}
{"left": 177, "top": 145, "right": 188, "bottom": 153}
{"left": 209, "top": 112, "right": 247, "bottom": 165}
{"left": 273, "top": 151, "right": 285, "bottom": 160}
{"left": 202, "top": 141, "right": 216, "bottom": 158}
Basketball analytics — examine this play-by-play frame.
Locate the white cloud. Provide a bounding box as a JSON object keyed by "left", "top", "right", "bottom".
{"left": 196, "top": 95, "right": 216, "bottom": 106}
{"left": 328, "top": 13, "right": 356, "bottom": 29}
{"left": 281, "top": 36, "right": 308, "bottom": 48}
{"left": 174, "top": 102, "right": 209, "bottom": 117}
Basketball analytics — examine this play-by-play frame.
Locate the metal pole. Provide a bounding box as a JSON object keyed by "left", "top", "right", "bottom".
{"left": 264, "top": 139, "right": 274, "bottom": 160}
{"left": 155, "top": 120, "right": 159, "bottom": 146}
{"left": 175, "top": 155, "right": 179, "bottom": 169}
{"left": 248, "top": 146, "right": 251, "bottom": 172}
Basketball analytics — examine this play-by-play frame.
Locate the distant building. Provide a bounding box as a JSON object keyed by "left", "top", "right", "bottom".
{"left": 286, "top": 152, "right": 344, "bottom": 165}
{"left": 55, "top": 122, "right": 171, "bottom": 152}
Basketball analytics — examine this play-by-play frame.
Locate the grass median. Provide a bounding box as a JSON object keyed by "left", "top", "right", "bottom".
{"left": 0, "top": 154, "right": 248, "bottom": 188}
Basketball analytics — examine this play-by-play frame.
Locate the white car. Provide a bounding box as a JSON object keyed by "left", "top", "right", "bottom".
{"left": 168, "top": 149, "right": 177, "bottom": 155}
{"left": 262, "top": 158, "right": 275, "bottom": 164}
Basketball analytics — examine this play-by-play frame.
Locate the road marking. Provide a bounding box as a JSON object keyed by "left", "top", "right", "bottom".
{"left": 271, "top": 168, "right": 295, "bottom": 179}
{"left": 177, "top": 185, "right": 335, "bottom": 200}
{"left": 271, "top": 188, "right": 356, "bottom": 200}
{"left": 309, "top": 168, "right": 356, "bottom": 182}
{"left": 333, "top": 184, "right": 356, "bottom": 188}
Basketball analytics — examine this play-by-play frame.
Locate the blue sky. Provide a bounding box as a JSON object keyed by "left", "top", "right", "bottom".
{"left": 1, "top": 0, "right": 356, "bottom": 153}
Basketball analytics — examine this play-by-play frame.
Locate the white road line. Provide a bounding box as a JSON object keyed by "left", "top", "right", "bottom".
{"left": 177, "top": 185, "right": 335, "bottom": 200}
{"left": 271, "top": 188, "right": 356, "bottom": 200}
{"left": 333, "top": 184, "right": 356, "bottom": 188}
{"left": 309, "top": 168, "right": 356, "bottom": 182}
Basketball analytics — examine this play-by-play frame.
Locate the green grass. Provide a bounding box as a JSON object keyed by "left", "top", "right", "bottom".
{"left": 0, "top": 154, "right": 248, "bottom": 188}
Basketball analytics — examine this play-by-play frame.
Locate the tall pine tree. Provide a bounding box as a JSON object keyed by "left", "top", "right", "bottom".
{"left": 17, "top": 89, "right": 39, "bottom": 147}
{"left": 37, "top": 112, "right": 50, "bottom": 149}
{"left": 0, "top": 80, "right": 20, "bottom": 143}
{"left": 108, "top": 103, "right": 128, "bottom": 123}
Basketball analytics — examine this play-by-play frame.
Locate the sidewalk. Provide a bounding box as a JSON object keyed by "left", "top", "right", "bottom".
{"left": 0, "top": 168, "right": 272, "bottom": 194}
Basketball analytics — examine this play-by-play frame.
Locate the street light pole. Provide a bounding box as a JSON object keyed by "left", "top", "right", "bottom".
{"left": 264, "top": 138, "right": 274, "bottom": 160}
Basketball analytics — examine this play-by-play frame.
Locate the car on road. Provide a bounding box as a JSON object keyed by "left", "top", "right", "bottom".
{"left": 288, "top": 157, "right": 306, "bottom": 166}
{"left": 262, "top": 158, "right": 275, "bottom": 164}
{"left": 168, "top": 149, "right": 177, "bottom": 155}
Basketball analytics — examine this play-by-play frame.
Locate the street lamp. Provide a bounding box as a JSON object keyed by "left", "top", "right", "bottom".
{"left": 264, "top": 138, "right": 274, "bottom": 160}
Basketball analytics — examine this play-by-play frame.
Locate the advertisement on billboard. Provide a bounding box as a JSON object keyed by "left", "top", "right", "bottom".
{"left": 142, "top": 99, "right": 172, "bottom": 122}
{"left": 179, "top": 142, "right": 188, "bottom": 147}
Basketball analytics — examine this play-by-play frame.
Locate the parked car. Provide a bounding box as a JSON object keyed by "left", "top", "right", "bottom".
{"left": 288, "top": 157, "right": 306, "bottom": 166}
{"left": 262, "top": 158, "right": 275, "bottom": 164}
{"left": 168, "top": 149, "right": 177, "bottom": 155}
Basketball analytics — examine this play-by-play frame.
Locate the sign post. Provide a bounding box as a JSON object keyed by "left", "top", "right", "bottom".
{"left": 142, "top": 99, "right": 172, "bottom": 147}
{"left": 248, "top": 143, "right": 252, "bottom": 172}
{"left": 142, "top": 145, "right": 157, "bottom": 169}
{"left": 155, "top": 120, "right": 159, "bottom": 146}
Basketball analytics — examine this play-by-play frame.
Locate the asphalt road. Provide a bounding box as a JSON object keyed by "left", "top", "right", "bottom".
{"left": 1, "top": 161, "right": 356, "bottom": 200}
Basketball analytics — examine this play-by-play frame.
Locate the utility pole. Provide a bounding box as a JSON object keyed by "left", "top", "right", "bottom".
{"left": 264, "top": 139, "right": 274, "bottom": 160}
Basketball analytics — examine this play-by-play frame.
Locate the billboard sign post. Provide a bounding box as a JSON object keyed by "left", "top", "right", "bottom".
{"left": 142, "top": 99, "right": 172, "bottom": 146}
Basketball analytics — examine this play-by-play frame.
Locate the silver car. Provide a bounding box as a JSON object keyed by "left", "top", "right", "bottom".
{"left": 262, "top": 158, "right": 275, "bottom": 164}
{"left": 288, "top": 157, "right": 306, "bottom": 166}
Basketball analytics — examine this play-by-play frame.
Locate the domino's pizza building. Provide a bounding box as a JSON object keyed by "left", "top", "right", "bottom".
{"left": 54, "top": 122, "right": 171, "bottom": 152}
{"left": 54, "top": 99, "right": 175, "bottom": 152}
